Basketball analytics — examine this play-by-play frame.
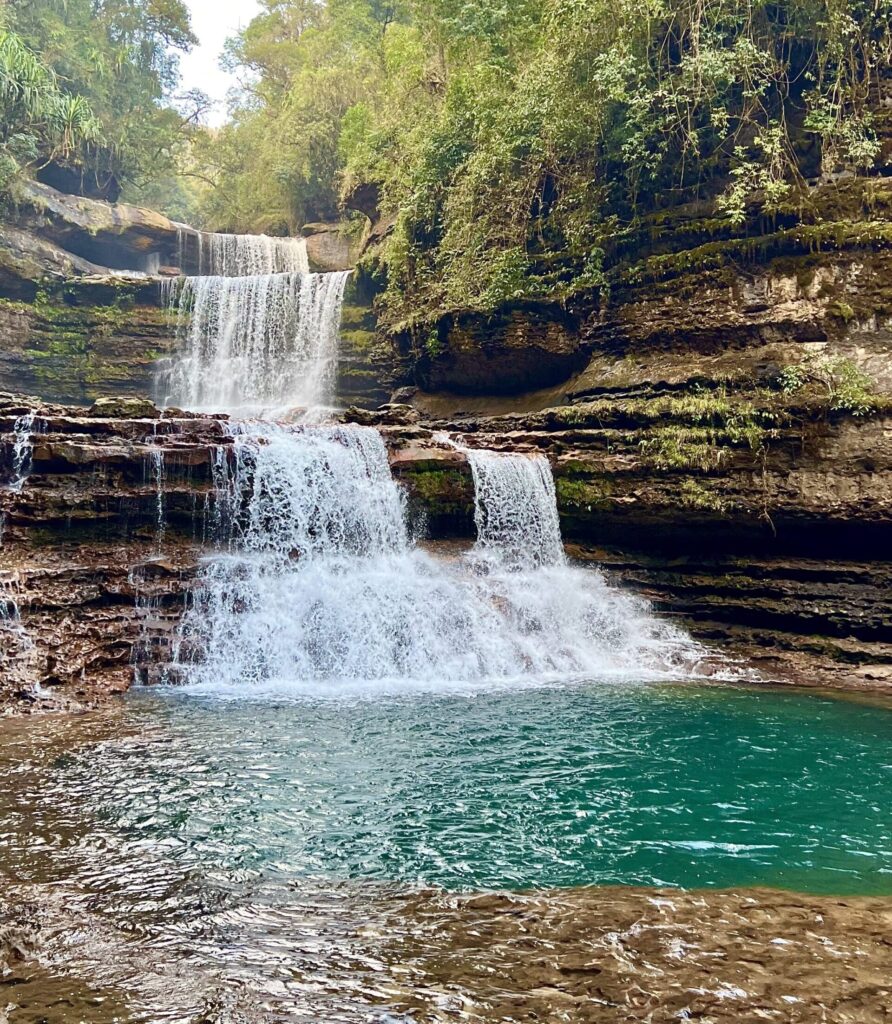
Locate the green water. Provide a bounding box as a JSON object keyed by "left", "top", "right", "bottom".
{"left": 5, "top": 682, "right": 891, "bottom": 897}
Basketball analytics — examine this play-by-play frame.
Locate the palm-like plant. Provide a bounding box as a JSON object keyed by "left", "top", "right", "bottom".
{"left": 0, "top": 28, "right": 102, "bottom": 179}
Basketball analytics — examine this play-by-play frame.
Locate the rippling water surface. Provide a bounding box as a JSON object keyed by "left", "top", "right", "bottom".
{"left": 1, "top": 683, "right": 891, "bottom": 1022}
{"left": 4, "top": 683, "right": 892, "bottom": 893}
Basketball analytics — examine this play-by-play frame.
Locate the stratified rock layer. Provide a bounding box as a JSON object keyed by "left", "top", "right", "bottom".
{"left": 2, "top": 394, "right": 891, "bottom": 711}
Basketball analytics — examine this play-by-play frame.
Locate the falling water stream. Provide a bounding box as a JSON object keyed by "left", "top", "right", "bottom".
{"left": 171, "top": 423, "right": 701, "bottom": 692}
{"left": 196, "top": 231, "right": 311, "bottom": 276}
{"left": 159, "top": 231, "right": 349, "bottom": 412}
{"left": 5, "top": 230, "right": 891, "bottom": 1023}
{"left": 9, "top": 411, "right": 42, "bottom": 493}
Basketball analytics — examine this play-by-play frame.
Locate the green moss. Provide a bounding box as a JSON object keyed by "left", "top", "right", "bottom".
{"left": 554, "top": 476, "right": 614, "bottom": 509}
{"left": 399, "top": 466, "right": 472, "bottom": 516}
{"left": 638, "top": 426, "right": 729, "bottom": 471}
{"left": 618, "top": 219, "right": 892, "bottom": 287}
{"left": 679, "top": 478, "right": 729, "bottom": 513}
{"left": 339, "top": 303, "right": 375, "bottom": 329}
{"left": 339, "top": 328, "right": 378, "bottom": 352}
{"left": 828, "top": 300, "right": 856, "bottom": 322}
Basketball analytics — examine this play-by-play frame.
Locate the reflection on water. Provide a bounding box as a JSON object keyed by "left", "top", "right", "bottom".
{"left": 0, "top": 684, "right": 891, "bottom": 1022}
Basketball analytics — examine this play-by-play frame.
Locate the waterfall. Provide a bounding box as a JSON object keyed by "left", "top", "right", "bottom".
{"left": 8, "top": 412, "right": 42, "bottom": 493}
{"left": 173, "top": 226, "right": 310, "bottom": 277}
{"left": 465, "top": 448, "right": 565, "bottom": 568}
{"left": 159, "top": 257, "right": 349, "bottom": 413}
{"left": 0, "top": 573, "right": 33, "bottom": 675}
{"left": 148, "top": 447, "right": 166, "bottom": 550}
{"left": 170, "top": 425, "right": 702, "bottom": 692}
{"left": 198, "top": 232, "right": 310, "bottom": 276}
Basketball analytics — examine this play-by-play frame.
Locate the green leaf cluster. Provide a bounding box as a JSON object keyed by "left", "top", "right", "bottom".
{"left": 201, "top": 0, "right": 892, "bottom": 319}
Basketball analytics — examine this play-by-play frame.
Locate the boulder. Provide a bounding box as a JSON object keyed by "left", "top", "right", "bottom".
{"left": 11, "top": 178, "right": 184, "bottom": 271}
{"left": 302, "top": 221, "right": 360, "bottom": 272}
{"left": 86, "top": 396, "right": 160, "bottom": 419}
{"left": 0, "top": 225, "right": 107, "bottom": 299}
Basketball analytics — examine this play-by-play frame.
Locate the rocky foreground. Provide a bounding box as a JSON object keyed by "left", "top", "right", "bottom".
{"left": 2, "top": 391, "right": 891, "bottom": 712}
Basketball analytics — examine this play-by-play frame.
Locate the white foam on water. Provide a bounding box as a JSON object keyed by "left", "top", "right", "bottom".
{"left": 170, "top": 424, "right": 706, "bottom": 695}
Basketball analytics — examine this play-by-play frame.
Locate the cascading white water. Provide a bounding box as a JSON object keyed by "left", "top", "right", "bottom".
{"left": 0, "top": 573, "right": 33, "bottom": 675}
{"left": 171, "top": 424, "right": 703, "bottom": 692}
{"left": 8, "top": 412, "right": 42, "bottom": 493}
{"left": 160, "top": 270, "right": 350, "bottom": 413}
{"left": 148, "top": 447, "right": 166, "bottom": 549}
{"left": 174, "top": 226, "right": 310, "bottom": 277}
{"left": 198, "top": 231, "right": 309, "bottom": 276}
{"left": 465, "top": 448, "right": 565, "bottom": 568}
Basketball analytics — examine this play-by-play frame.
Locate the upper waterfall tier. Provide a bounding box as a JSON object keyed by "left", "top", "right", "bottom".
{"left": 158, "top": 270, "right": 350, "bottom": 413}
{"left": 176, "top": 228, "right": 310, "bottom": 276}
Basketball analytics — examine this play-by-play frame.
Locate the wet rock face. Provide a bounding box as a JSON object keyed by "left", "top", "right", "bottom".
{"left": 0, "top": 395, "right": 229, "bottom": 710}
{"left": 10, "top": 178, "right": 182, "bottom": 272}
{"left": 0, "top": 295, "right": 175, "bottom": 406}
{"left": 2, "top": 393, "right": 890, "bottom": 711}
{"left": 396, "top": 249, "right": 892, "bottom": 397}
{"left": 408, "top": 305, "right": 587, "bottom": 394}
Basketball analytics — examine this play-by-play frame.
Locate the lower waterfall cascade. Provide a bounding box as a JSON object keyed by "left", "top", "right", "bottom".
{"left": 168, "top": 422, "right": 705, "bottom": 692}
{"left": 465, "top": 447, "right": 565, "bottom": 568}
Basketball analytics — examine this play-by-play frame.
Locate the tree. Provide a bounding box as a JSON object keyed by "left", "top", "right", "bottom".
{"left": 0, "top": 27, "right": 102, "bottom": 192}
{"left": 6, "top": 0, "right": 197, "bottom": 197}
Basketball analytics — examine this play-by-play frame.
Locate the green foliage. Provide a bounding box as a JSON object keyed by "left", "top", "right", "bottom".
{"left": 4, "top": 0, "right": 198, "bottom": 204}
{"left": 679, "top": 479, "right": 728, "bottom": 514}
{"left": 639, "top": 426, "right": 729, "bottom": 472}
{"left": 817, "top": 356, "right": 879, "bottom": 416}
{"left": 199, "top": 0, "right": 892, "bottom": 320}
{"left": 777, "top": 363, "right": 811, "bottom": 394}
{"left": 775, "top": 356, "right": 880, "bottom": 415}
{"left": 0, "top": 28, "right": 102, "bottom": 187}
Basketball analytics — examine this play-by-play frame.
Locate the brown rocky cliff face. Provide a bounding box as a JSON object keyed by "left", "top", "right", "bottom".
{"left": 3, "top": 394, "right": 890, "bottom": 711}
{"left": 0, "top": 396, "right": 226, "bottom": 709}
{"left": 2, "top": 174, "right": 892, "bottom": 705}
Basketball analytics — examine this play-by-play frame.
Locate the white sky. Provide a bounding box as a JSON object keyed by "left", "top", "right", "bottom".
{"left": 178, "top": 0, "right": 263, "bottom": 127}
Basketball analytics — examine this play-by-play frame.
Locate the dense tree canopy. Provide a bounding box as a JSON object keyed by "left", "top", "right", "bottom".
{"left": 1, "top": 0, "right": 199, "bottom": 209}
{"left": 195, "top": 0, "right": 892, "bottom": 322}
{"left": 0, "top": 27, "right": 102, "bottom": 191}
{"left": 3, "top": 0, "right": 891, "bottom": 315}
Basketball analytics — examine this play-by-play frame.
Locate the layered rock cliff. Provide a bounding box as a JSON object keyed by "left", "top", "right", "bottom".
{"left": 2, "top": 392, "right": 890, "bottom": 712}
{"left": 3, "top": 173, "right": 892, "bottom": 709}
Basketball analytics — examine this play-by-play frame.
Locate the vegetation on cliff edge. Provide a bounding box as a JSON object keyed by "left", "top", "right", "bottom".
{"left": 193, "top": 0, "right": 892, "bottom": 326}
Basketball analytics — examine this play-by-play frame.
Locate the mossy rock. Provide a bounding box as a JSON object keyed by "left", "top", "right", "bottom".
{"left": 86, "top": 396, "right": 160, "bottom": 419}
